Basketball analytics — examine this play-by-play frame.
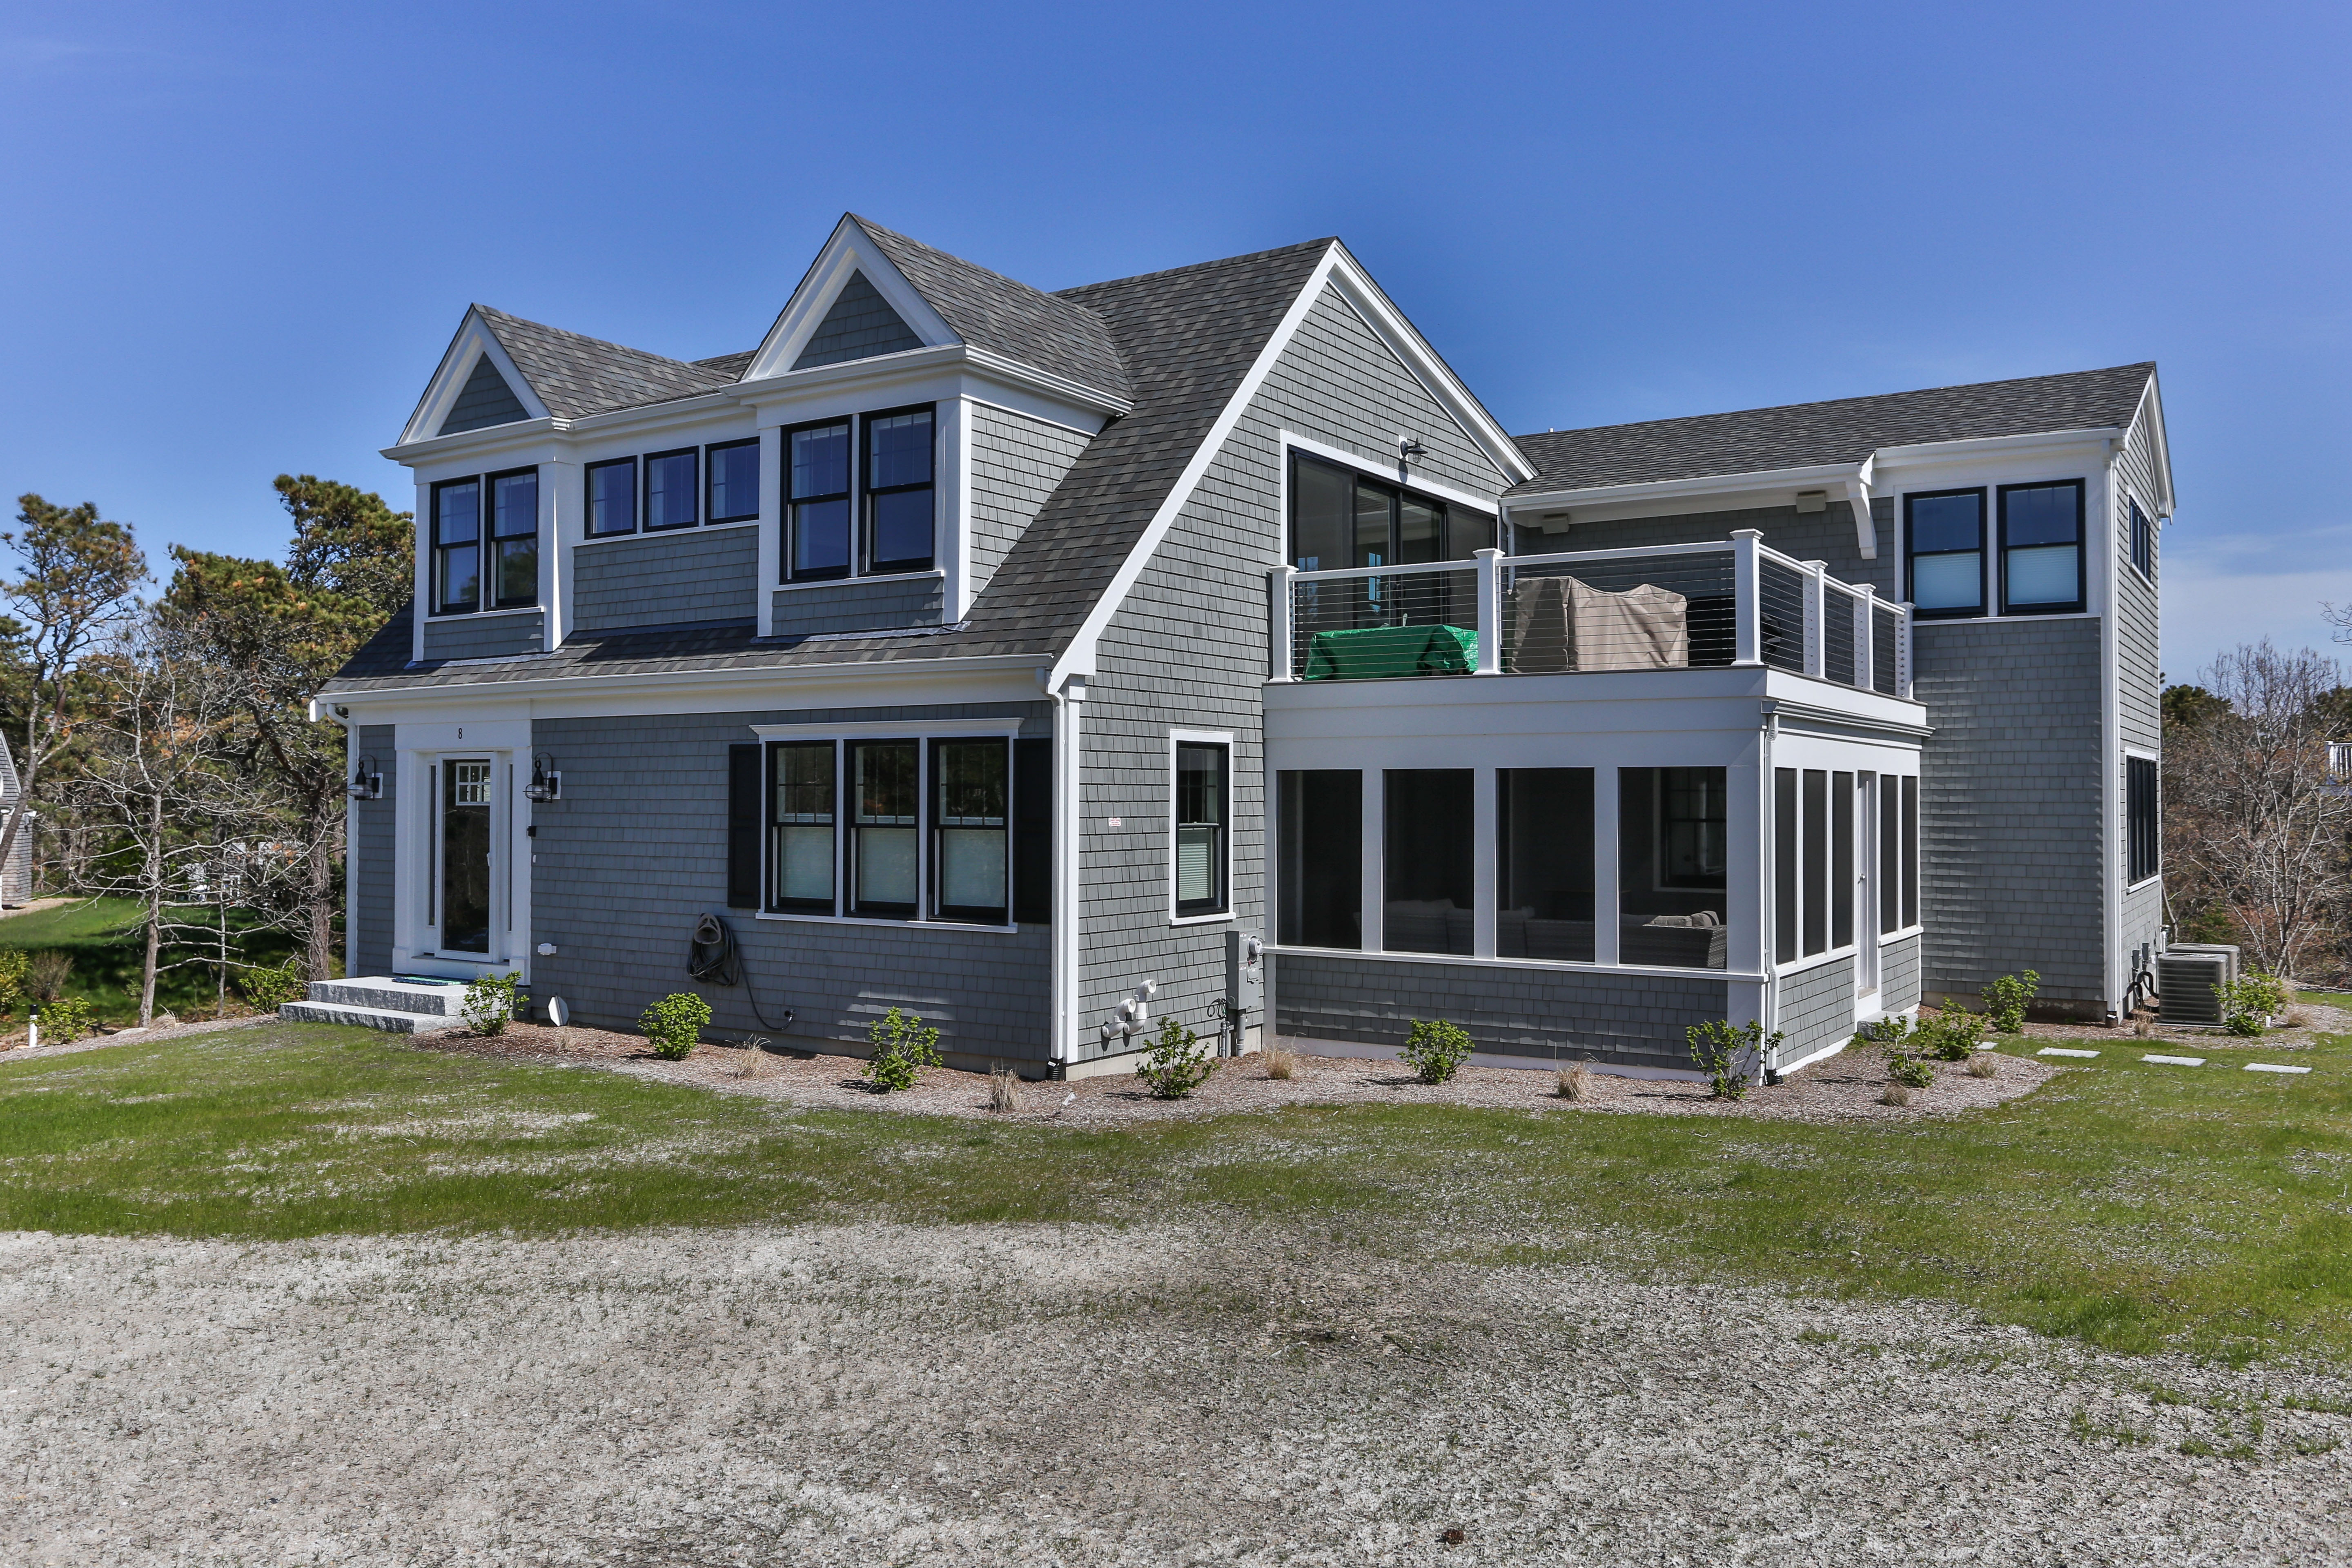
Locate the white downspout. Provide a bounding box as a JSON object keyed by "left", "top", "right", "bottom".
{"left": 1042, "top": 669, "right": 1086, "bottom": 1076}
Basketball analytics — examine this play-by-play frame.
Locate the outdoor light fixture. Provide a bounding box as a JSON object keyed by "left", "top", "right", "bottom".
{"left": 1398, "top": 435, "right": 1428, "bottom": 461}
{"left": 524, "top": 753, "right": 561, "bottom": 803}
{"left": 347, "top": 755, "right": 382, "bottom": 801}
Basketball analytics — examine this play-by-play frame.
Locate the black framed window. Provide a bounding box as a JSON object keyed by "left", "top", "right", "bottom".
{"left": 1905, "top": 488, "right": 1985, "bottom": 618}
{"left": 770, "top": 742, "right": 837, "bottom": 914}
{"left": 864, "top": 406, "right": 935, "bottom": 574}
{"left": 1384, "top": 769, "right": 1473, "bottom": 954}
{"left": 849, "top": 740, "right": 918, "bottom": 917}
{"left": 489, "top": 468, "right": 538, "bottom": 608}
{"left": 2129, "top": 497, "right": 2154, "bottom": 581}
{"left": 933, "top": 739, "right": 1009, "bottom": 924}
{"left": 1831, "top": 771, "right": 1855, "bottom": 950}
{"left": 1278, "top": 770, "right": 1361, "bottom": 949}
{"left": 586, "top": 457, "right": 637, "bottom": 537}
{"left": 645, "top": 448, "right": 699, "bottom": 530}
{"left": 1175, "top": 742, "right": 1229, "bottom": 918}
{"left": 786, "top": 419, "right": 851, "bottom": 580}
{"left": 1497, "top": 768, "right": 1595, "bottom": 962}
{"left": 1661, "top": 768, "right": 1728, "bottom": 889}
{"left": 431, "top": 477, "right": 481, "bottom": 615}
{"left": 2128, "top": 755, "right": 2160, "bottom": 885}
{"left": 1288, "top": 453, "right": 1491, "bottom": 569}
{"left": 708, "top": 439, "right": 760, "bottom": 524}
{"left": 2000, "top": 481, "right": 2084, "bottom": 614}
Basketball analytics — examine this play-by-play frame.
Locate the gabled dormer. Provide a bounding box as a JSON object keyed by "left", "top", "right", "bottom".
{"left": 399, "top": 308, "right": 552, "bottom": 445}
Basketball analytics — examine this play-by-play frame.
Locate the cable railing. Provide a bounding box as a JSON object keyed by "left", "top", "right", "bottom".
{"left": 1269, "top": 531, "right": 1914, "bottom": 698}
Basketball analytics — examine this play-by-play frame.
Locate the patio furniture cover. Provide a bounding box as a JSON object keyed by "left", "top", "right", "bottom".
{"left": 1505, "top": 575, "right": 1689, "bottom": 672}
{"left": 1302, "top": 623, "right": 1478, "bottom": 680}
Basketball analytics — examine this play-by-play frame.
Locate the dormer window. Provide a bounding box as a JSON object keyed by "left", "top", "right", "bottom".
{"left": 788, "top": 420, "right": 853, "bottom": 580}
{"left": 1999, "top": 481, "right": 2084, "bottom": 614}
{"left": 586, "top": 458, "right": 637, "bottom": 537}
{"left": 708, "top": 439, "right": 760, "bottom": 524}
{"left": 866, "top": 407, "right": 935, "bottom": 575}
{"left": 489, "top": 468, "right": 539, "bottom": 608}
{"left": 432, "top": 479, "right": 480, "bottom": 615}
{"left": 431, "top": 469, "right": 541, "bottom": 616}
{"left": 782, "top": 404, "right": 937, "bottom": 582}
{"left": 645, "top": 449, "right": 699, "bottom": 530}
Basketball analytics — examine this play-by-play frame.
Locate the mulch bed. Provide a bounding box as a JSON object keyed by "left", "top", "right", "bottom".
{"left": 424, "top": 1020, "right": 2057, "bottom": 1127}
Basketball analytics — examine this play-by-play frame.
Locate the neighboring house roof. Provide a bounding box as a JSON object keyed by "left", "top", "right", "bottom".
{"left": 0, "top": 733, "right": 18, "bottom": 802}
{"left": 328, "top": 236, "right": 1338, "bottom": 693}
{"left": 474, "top": 306, "right": 744, "bottom": 421}
{"left": 1507, "top": 362, "right": 2157, "bottom": 495}
{"left": 850, "top": 216, "right": 1131, "bottom": 403}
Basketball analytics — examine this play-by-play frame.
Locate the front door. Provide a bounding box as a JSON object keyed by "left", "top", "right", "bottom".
{"left": 440, "top": 759, "right": 495, "bottom": 954}
{"left": 1855, "top": 773, "right": 1880, "bottom": 1002}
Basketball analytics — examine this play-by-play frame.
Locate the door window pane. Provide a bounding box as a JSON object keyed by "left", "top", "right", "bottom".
{"left": 490, "top": 469, "right": 537, "bottom": 607}
{"left": 586, "top": 458, "right": 637, "bottom": 536}
{"left": 1384, "top": 770, "right": 1473, "bottom": 955}
{"left": 646, "top": 450, "right": 698, "bottom": 529}
{"left": 851, "top": 741, "right": 918, "bottom": 915}
{"left": 1620, "top": 767, "right": 1728, "bottom": 970}
{"left": 1175, "top": 743, "right": 1228, "bottom": 916}
{"left": 441, "top": 760, "right": 492, "bottom": 954}
{"left": 789, "top": 422, "right": 851, "bottom": 578}
{"left": 1278, "top": 770, "right": 1360, "bottom": 949}
{"left": 1353, "top": 481, "right": 1392, "bottom": 570}
{"left": 1832, "top": 771, "right": 1854, "bottom": 949}
{"left": 933, "top": 739, "right": 1007, "bottom": 922}
{"left": 1292, "top": 458, "right": 1352, "bottom": 571}
{"left": 1497, "top": 768, "right": 1594, "bottom": 962}
{"left": 708, "top": 439, "right": 760, "bottom": 522}
{"left": 771, "top": 742, "right": 835, "bottom": 912}
{"left": 1398, "top": 495, "right": 1443, "bottom": 565}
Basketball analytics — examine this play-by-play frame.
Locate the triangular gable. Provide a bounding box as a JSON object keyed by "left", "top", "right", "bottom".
{"left": 746, "top": 216, "right": 959, "bottom": 380}
{"left": 441, "top": 354, "right": 531, "bottom": 434}
{"left": 399, "top": 308, "right": 553, "bottom": 445}
{"left": 793, "top": 272, "right": 923, "bottom": 369}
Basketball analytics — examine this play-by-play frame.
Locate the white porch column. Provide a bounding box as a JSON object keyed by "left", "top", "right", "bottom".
{"left": 1592, "top": 765, "right": 1620, "bottom": 967}
{"left": 1359, "top": 769, "right": 1383, "bottom": 955}
{"left": 1472, "top": 764, "right": 1496, "bottom": 958}
{"left": 1473, "top": 548, "right": 1502, "bottom": 675}
{"left": 1268, "top": 566, "right": 1296, "bottom": 682}
{"left": 1802, "top": 560, "right": 1828, "bottom": 679}
{"left": 1731, "top": 531, "right": 1762, "bottom": 666}
{"left": 1856, "top": 583, "right": 1877, "bottom": 690}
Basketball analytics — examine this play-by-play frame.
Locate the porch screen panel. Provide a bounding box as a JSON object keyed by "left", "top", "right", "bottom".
{"left": 1880, "top": 778, "right": 1901, "bottom": 934}
{"left": 1832, "top": 772, "right": 1855, "bottom": 949}
{"left": 1774, "top": 768, "right": 1798, "bottom": 963}
{"left": 1900, "top": 775, "right": 1919, "bottom": 929}
{"left": 1802, "top": 770, "right": 1828, "bottom": 957}
{"left": 1383, "top": 770, "right": 1474, "bottom": 955}
{"left": 1497, "top": 769, "right": 1594, "bottom": 962}
{"left": 1278, "top": 770, "right": 1361, "bottom": 949}
{"left": 1620, "top": 767, "right": 1729, "bottom": 970}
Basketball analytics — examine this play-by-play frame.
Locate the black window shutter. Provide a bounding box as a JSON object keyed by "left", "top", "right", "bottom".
{"left": 1013, "top": 738, "right": 1052, "bottom": 924}
{"left": 727, "top": 744, "right": 762, "bottom": 909}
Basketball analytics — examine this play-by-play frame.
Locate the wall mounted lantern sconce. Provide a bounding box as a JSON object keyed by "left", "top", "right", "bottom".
{"left": 523, "top": 753, "right": 562, "bottom": 803}
{"left": 347, "top": 755, "right": 383, "bottom": 801}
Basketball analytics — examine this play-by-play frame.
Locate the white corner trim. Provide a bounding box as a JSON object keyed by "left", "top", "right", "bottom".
{"left": 748, "top": 716, "right": 1025, "bottom": 740}
{"left": 1280, "top": 430, "right": 1503, "bottom": 516}
{"left": 400, "top": 310, "right": 553, "bottom": 447}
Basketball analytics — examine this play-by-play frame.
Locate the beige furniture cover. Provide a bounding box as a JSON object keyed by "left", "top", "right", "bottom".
{"left": 1505, "top": 575, "right": 1688, "bottom": 672}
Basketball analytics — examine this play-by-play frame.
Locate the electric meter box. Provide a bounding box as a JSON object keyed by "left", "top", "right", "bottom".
{"left": 1225, "top": 930, "right": 1263, "bottom": 1013}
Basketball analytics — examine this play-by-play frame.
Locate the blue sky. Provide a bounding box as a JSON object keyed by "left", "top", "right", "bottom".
{"left": 3, "top": 0, "right": 2345, "bottom": 682}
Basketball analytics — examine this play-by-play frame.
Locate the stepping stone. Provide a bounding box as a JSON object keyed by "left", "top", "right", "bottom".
{"left": 2246, "top": 1062, "right": 2312, "bottom": 1075}
{"left": 1975, "top": 1041, "right": 2000, "bottom": 1051}
{"left": 2038, "top": 1047, "right": 2100, "bottom": 1059}
{"left": 2142, "top": 1054, "right": 2205, "bottom": 1067}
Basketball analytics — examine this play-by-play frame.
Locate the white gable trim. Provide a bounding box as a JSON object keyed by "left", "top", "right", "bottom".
{"left": 399, "top": 310, "right": 552, "bottom": 446}
{"left": 2128, "top": 372, "right": 2175, "bottom": 517}
{"left": 746, "top": 216, "right": 960, "bottom": 381}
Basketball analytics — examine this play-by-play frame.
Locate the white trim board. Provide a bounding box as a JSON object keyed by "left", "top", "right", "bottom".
{"left": 399, "top": 309, "right": 554, "bottom": 447}
{"left": 1281, "top": 430, "right": 1505, "bottom": 516}
{"left": 748, "top": 716, "right": 1027, "bottom": 740}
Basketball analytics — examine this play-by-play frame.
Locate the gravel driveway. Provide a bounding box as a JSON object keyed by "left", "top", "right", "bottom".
{"left": 4, "top": 1222, "right": 2346, "bottom": 1565}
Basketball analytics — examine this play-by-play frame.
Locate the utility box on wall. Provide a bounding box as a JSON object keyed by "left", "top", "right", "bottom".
{"left": 1226, "top": 930, "right": 1263, "bottom": 1014}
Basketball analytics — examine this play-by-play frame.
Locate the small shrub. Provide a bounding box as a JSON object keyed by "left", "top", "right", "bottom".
{"left": 988, "top": 1064, "right": 1021, "bottom": 1111}
{"left": 1688, "top": 1018, "right": 1781, "bottom": 1100}
{"left": 1555, "top": 1061, "right": 1591, "bottom": 1101}
{"left": 28, "top": 950, "right": 74, "bottom": 1003}
{"left": 641, "top": 992, "right": 713, "bottom": 1062}
{"left": 864, "top": 1006, "right": 942, "bottom": 1091}
{"left": 1887, "top": 1052, "right": 1936, "bottom": 1089}
{"left": 462, "top": 971, "right": 519, "bottom": 1036}
{"left": 1982, "top": 970, "right": 2040, "bottom": 1034}
{"left": 2218, "top": 971, "right": 2286, "bottom": 1037}
{"left": 238, "top": 957, "right": 306, "bottom": 1013}
{"left": 1260, "top": 1041, "right": 1298, "bottom": 1080}
{"left": 1853, "top": 1014, "right": 1910, "bottom": 1047}
{"left": 1880, "top": 1081, "right": 1915, "bottom": 1107}
{"left": 1401, "top": 1018, "right": 1474, "bottom": 1085}
{"left": 1966, "top": 1051, "right": 1999, "bottom": 1079}
{"left": 1135, "top": 1013, "right": 1218, "bottom": 1099}
{"left": 1913, "top": 1007, "right": 1983, "bottom": 1062}
{"left": 35, "top": 996, "right": 94, "bottom": 1043}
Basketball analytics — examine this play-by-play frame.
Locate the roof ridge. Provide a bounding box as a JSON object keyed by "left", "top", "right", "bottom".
{"left": 1056, "top": 236, "right": 1338, "bottom": 301}
{"left": 847, "top": 215, "right": 1111, "bottom": 327}
{"left": 474, "top": 304, "right": 703, "bottom": 374}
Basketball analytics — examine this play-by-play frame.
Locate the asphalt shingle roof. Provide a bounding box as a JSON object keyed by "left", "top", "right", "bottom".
{"left": 330, "top": 236, "right": 1336, "bottom": 693}
{"left": 476, "top": 306, "right": 742, "bottom": 421}
{"left": 1507, "top": 363, "right": 2156, "bottom": 496}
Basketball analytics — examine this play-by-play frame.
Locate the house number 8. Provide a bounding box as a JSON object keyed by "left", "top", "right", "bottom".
{"left": 457, "top": 728, "right": 463, "bottom": 738}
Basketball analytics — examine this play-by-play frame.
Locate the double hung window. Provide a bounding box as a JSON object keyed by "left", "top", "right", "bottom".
{"left": 489, "top": 468, "right": 538, "bottom": 607}
{"left": 1999, "top": 481, "right": 2084, "bottom": 613}
{"left": 586, "top": 457, "right": 637, "bottom": 537}
{"left": 431, "top": 479, "right": 481, "bottom": 616}
{"left": 2129, "top": 497, "right": 2154, "bottom": 581}
{"left": 850, "top": 741, "right": 920, "bottom": 917}
{"left": 934, "top": 739, "right": 1009, "bottom": 924}
{"left": 865, "top": 407, "right": 935, "bottom": 575}
{"left": 787, "top": 420, "right": 853, "bottom": 579}
{"left": 1174, "top": 742, "right": 1229, "bottom": 918}
{"left": 708, "top": 439, "right": 760, "bottom": 523}
{"left": 1905, "top": 489, "right": 1985, "bottom": 617}
{"left": 771, "top": 742, "right": 837, "bottom": 913}
{"left": 645, "top": 449, "right": 699, "bottom": 530}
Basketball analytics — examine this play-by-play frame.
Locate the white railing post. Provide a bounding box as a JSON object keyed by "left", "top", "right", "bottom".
{"left": 1801, "top": 560, "right": 1827, "bottom": 679}
{"left": 1900, "top": 602, "right": 1915, "bottom": 700}
{"left": 1731, "top": 531, "right": 1762, "bottom": 666}
{"left": 1856, "top": 584, "right": 1877, "bottom": 690}
{"left": 1269, "top": 565, "right": 1296, "bottom": 682}
{"left": 1474, "top": 548, "right": 1502, "bottom": 675}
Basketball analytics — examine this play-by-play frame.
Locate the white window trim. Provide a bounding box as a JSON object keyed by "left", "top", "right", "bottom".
{"left": 1169, "top": 728, "right": 1236, "bottom": 925}
{"left": 426, "top": 603, "right": 543, "bottom": 622}
{"left": 1279, "top": 430, "right": 1503, "bottom": 517}
{"left": 771, "top": 566, "right": 945, "bottom": 595}
{"left": 2124, "top": 745, "right": 2163, "bottom": 891}
{"left": 751, "top": 717, "right": 1022, "bottom": 742}
{"left": 575, "top": 517, "right": 759, "bottom": 549}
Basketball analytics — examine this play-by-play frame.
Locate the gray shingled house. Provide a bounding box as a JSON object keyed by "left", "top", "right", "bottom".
{"left": 298, "top": 214, "right": 2172, "bottom": 1076}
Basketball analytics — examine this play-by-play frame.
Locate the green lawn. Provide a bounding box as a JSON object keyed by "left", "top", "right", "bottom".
{"left": 0, "top": 897, "right": 302, "bottom": 1023}
{"left": 2, "top": 1022, "right": 2350, "bottom": 1365}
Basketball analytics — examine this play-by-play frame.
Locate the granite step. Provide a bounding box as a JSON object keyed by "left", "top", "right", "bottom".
{"left": 305, "top": 978, "right": 475, "bottom": 1017}
{"left": 278, "top": 1000, "right": 458, "bottom": 1035}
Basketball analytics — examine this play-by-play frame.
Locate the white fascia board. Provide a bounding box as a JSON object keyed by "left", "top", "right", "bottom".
{"left": 1502, "top": 460, "right": 1865, "bottom": 517}
{"left": 1866, "top": 426, "right": 2128, "bottom": 465}
{"left": 1322, "top": 244, "right": 1535, "bottom": 484}
{"left": 745, "top": 217, "right": 961, "bottom": 381}
{"left": 322, "top": 654, "right": 1045, "bottom": 721}
{"left": 2130, "top": 372, "right": 2176, "bottom": 517}
{"left": 398, "top": 308, "right": 554, "bottom": 447}
{"left": 732, "top": 344, "right": 1128, "bottom": 425}
{"left": 750, "top": 715, "right": 1025, "bottom": 740}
